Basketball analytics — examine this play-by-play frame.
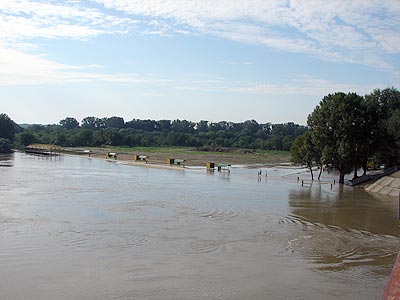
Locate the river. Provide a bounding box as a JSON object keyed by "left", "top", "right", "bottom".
{"left": 0, "top": 152, "right": 398, "bottom": 300}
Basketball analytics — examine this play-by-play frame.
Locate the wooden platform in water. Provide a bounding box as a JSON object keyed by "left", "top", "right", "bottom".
{"left": 25, "top": 149, "right": 60, "bottom": 156}
{"left": 25, "top": 144, "right": 61, "bottom": 156}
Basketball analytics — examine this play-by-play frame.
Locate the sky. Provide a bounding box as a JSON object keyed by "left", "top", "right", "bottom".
{"left": 1, "top": 0, "right": 400, "bottom": 125}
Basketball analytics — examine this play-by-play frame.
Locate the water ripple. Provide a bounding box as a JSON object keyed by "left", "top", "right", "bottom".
{"left": 276, "top": 214, "right": 399, "bottom": 270}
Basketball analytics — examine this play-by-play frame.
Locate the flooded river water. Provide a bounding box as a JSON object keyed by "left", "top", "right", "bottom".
{"left": 0, "top": 152, "right": 399, "bottom": 299}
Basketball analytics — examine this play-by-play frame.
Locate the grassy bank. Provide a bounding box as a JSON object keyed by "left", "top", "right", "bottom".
{"left": 66, "top": 146, "right": 291, "bottom": 166}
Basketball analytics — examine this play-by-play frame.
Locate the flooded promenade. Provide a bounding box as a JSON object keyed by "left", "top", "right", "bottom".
{"left": 0, "top": 152, "right": 399, "bottom": 300}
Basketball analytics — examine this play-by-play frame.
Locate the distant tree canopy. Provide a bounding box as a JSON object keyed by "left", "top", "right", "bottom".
{"left": 18, "top": 117, "right": 307, "bottom": 151}
{"left": 60, "top": 117, "right": 79, "bottom": 129}
{"left": 291, "top": 87, "right": 400, "bottom": 184}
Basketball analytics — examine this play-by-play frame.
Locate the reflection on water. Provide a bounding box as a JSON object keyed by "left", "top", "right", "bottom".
{"left": 0, "top": 152, "right": 398, "bottom": 300}
{"left": 0, "top": 153, "right": 14, "bottom": 167}
{"left": 288, "top": 183, "right": 399, "bottom": 273}
{"left": 289, "top": 183, "right": 399, "bottom": 235}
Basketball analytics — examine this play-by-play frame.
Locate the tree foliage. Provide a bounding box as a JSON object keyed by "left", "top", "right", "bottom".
{"left": 60, "top": 117, "right": 79, "bottom": 129}
{"left": 291, "top": 131, "right": 322, "bottom": 180}
{"left": 15, "top": 132, "right": 36, "bottom": 147}
{"left": 365, "top": 87, "right": 400, "bottom": 167}
{"left": 307, "top": 92, "right": 371, "bottom": 183}
{"left": 292, "top": 87, "right": 400, "bottom": 184}
{"left": 0, "top": 114, "right": 19, "bottom": 153}
{"left": 0, "top": 138, "right": 12, "bottom": 153}
{"left": 0, "top": 113, "right": 17, "bottom": 141}
{"left": 19, "top": 117, "right": 306, "bottom": 151}
{"left": 387, "top": 109, "right": 400, "bottom": 160}
{"left": 81, "top": 117, "right": 105, "bottom": 129}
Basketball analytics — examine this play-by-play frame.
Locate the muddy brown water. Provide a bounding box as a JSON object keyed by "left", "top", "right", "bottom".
{"left": 0, "top": 152, "right": 399, "bottom": 300}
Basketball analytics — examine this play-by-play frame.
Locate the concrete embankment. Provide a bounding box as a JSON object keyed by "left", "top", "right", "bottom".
{"left": 365, "top": 171, "right": 400, "bottom": 197}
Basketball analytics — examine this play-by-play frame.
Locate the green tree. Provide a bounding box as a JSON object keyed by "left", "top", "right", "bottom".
{"left": 365, "top": 87, "right": 400, "bottom": 166}
{"left": 75, "top": 129, "right": 93, "bottom": 146}
{"left": 15, "top": 132, "right": 36, "bottom": 147}
{"left": 104, "top": 116, "right": 124, "bottom": 129}
{"left": 196, "top": 120, "right": 208, "bottom": 133}
{"left": 242, "top": 120, "right": 260, "bottom": 136}
{"left": 387, "top": 109, "right": 400, "bottom": 162}
{"left": 171, "top": 119, "right": 195, "bottom": 133}
{"left": 92, "top": 130, "right": 105, "bottom": 146}
{"left": 104, "top": 129, "right": 123, "bottom": 145}
{"left": 60, "top": 117, "right": 79, "bottom": 129}
{"left": 156, "top": 120, "right": 172, "bottom": 132}
{"left": 81, "top": 117, "right": 105, "bottom": 129}
{"left": 53, "top": 132, "right": 67, "bottom": 146}
{"left": 291, "top": 131, "right": 322, "bottom": 180}
{"left": 308, "top": 92, "right": 367, "bottom": 184}
{"left": 0, "top": 138, "right": 12, "bottom": 153}
{"left": 0, "top": 113, "right": 17, "bottom": 141}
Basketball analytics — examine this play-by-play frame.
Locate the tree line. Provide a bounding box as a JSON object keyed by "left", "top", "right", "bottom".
{"left": 3, "top": 85, "right": 399, "bottom": 179}
{"left": 291, "top": 87, "right": 400, "bottom": 183}
{"left": 1, "top": 115, "right": 306, "bottom": 152}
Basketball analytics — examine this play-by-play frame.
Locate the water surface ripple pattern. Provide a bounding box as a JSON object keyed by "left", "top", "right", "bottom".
{"left": 0, "top": 152, "right": 398, "bottom": 300}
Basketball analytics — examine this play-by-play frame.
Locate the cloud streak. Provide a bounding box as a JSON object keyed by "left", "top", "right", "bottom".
{"left": 0, "top": 0, "right": 397, "bottom": 93}
{"left": 0, "top": 44, "right": 381, "bottom": 100}
{"left": 229, "top": 76, "right": 386, "bottom": 97}
{"left": 0, "top": 0, "right": 134, "bottom": 47}
{"left": 172, "top": 74, "right": 385, "bottom": 98}
{"left": 0, "top": 46, "right": 168, "bottom": 86}
{"left": 95, "top": 0, "right": 400, "bottom": 69}
{"left": 1, "top": 1, "right": 399, "bottom": 69}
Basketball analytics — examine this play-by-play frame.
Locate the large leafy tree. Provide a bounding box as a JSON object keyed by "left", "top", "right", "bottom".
{"left": 0, "top": 138, "right": 12, "bottom": 153}
{"left": 308, "top": 92, "right": 368, "bottom": 184}
{"left": 0, "top": 113, "right": 17, "bottom": 141}
{"left": 60, "top": 117, "right": 79, "bottom": 129}
{"left": 81, "top": 116, "right": 105, "bottom": 129}
{"left": 291, "top": 132, "right": 314, "bottom": 180}
{"left": 103, "top": 116, "right": 124, "bottom": 129}
{"left": 291, "top": 131, "right": 323, "bottom": 181}
{"left": 196, "top": 120, "right": 208, "bottom": 133}
{"left": 15, "top": 132, "right": 36, "bottom": 147}
{"left": 365, "top": 87, "right": 400, "bottom": 166}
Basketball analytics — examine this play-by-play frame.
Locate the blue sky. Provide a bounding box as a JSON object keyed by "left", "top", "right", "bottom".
{"left": 0, "top": 0, "right": 399, "bottom": 125}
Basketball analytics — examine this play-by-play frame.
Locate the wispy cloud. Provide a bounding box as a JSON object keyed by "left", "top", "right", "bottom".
{"left": 0, "top": 43, "right": 386, "bottom": 99}
{"left": 0, "top": 0, "right": 398, "bottom": 89}
{"left": 229, "top": 75, "right": 387, "bottom": 97}
{"left": 95, "top": 0, "right": 400, "bottom": 69}
{"left": 0, "top": 0, "right": 135, "bottom": 48}
{"left": 0, "top": 46, "right": 168, "bottom": 86}
{"left": 222, "top": 61, "right": 255, "bottom": 65}
{"left": 173, "top": 73, "right": 386, "bottom": 97}
{"left": 1, "top": 1, "right": 400, "bottom": 69}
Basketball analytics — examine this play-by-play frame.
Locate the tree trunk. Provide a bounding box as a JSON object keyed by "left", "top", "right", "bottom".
{"left": 353, "top": 166, "right": 358, "bottom": 180}
{"left": 308, "top": 165, "right": 314, "bottom": 181}
{"left": 318, "top": 165, "right": 323, "bottom": 180}
{"left": 339, "top": 172, "right": 345, "bottom": 184}
{"left": 362, "top": 163, "right": 367, "bottom": 176}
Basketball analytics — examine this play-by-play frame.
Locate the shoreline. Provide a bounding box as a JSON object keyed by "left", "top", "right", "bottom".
{"left": 64, "top": 152, "right": 274, "bottom": 171}
{"left": 59, "top": 151, "right": 188, "bottom": 171}
{"left": 60, "top": 146, "right": 292, "bottom": 169}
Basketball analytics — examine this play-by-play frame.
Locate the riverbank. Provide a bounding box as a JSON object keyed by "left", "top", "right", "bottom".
{"left": 62, "top": 146, "right": 291, "bottom": 168}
